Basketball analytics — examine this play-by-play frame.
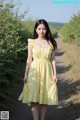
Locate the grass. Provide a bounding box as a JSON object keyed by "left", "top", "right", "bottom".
{"left": 58, "top": 34, "right": 80, "bottom": 119}
{"left": 59, "top": 36, "right": 80, "bottom": 82}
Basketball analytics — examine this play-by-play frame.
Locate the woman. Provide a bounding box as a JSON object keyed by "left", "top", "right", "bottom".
{"left": 18, "top": 19, "right": 59, "bottom": 120}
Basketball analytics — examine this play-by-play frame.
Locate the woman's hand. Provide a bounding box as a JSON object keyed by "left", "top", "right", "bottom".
{"left": 23, "top": 75, "right": 28, "bottom": 83}
{"left": 53, "top": 75, "right": 57, "bottom": 83}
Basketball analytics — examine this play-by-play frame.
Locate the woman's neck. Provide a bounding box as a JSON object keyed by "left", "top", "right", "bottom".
{"left": 37, "top": 36, "right": 46, "bottom": 40}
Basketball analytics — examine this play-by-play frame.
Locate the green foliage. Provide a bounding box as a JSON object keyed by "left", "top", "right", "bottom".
{"left": 50, "top": 26, "right": 58, "bottom": 38}
{"left": 59, "top": 12, "right": 80, "bottom": 45}
{"left": 70, "top": 13, "right": 80, "bottom": 44}
{"left": 23, "top": 20, "right": 35, "bottom": 34}
{"left": 59, "top": 23, "right": 72, "bottom": 42}
{"left": 0, "top": 2, "right": 33, "bottom": 110}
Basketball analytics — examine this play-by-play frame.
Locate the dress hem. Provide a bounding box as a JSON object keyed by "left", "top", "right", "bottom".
{"left": 18, "top": 98, "right": 59, "bottom": 106}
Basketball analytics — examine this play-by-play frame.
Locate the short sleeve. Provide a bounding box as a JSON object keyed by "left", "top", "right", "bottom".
{"left": 28, "top": 39, "right": 34, "bottom": 48}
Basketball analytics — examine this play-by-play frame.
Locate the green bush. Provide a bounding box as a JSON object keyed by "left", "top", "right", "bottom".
{"left": 0, "top": 2, "right": 33, "bottom": 110}
{"left": 59, "top": 12, "right": 80, "bottom": 45}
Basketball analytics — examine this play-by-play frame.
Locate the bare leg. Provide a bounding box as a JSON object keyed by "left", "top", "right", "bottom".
{"left": 31, "top": 102, "right": 39, "bottom": 120}
{"left": 40, "top": 104, "right": 48, "bottom": 120}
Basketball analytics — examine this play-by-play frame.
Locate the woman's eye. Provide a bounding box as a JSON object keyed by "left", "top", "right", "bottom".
{"left": 38, "top": 28, "right": 46, "bottom": 30}
{"left": 42, "top": 28, "right": 46, "bottom": 30}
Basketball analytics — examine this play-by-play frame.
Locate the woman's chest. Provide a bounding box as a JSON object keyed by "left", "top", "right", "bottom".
{"left": 32, "top": 46, "right": 53, "bottom": 56}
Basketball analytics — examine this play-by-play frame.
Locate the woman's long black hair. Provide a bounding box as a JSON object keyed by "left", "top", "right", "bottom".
{"left": 33, "top": 19, "right": 57, "bottom": 50}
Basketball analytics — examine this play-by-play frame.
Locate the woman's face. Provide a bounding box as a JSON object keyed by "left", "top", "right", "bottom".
{"left": 36, "top": 24, "right": 47, "bottom": 37}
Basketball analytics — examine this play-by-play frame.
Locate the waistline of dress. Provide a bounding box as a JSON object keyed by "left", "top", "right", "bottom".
{"left": 33, "top": 58, "right": 50, "bottom": 61}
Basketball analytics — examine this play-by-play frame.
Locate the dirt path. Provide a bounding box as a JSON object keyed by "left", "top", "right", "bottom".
{"left": 11, "top": 35, "right": 69, "bottom": 120}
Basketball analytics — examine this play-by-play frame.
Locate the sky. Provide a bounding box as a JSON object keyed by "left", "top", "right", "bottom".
{"left": 13, "top": 0, "right": 80, "bottom": 23}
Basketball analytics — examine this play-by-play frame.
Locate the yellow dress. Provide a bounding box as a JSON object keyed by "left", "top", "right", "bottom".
{"left": 18, "top": 38, "right": 59, "bottom": 106}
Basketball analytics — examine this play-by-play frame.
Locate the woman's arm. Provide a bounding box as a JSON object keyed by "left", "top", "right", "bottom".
{"left": 51, "top": 50, "right": 57, "bottom": 83}
{"left": 23, "top": 46, "right": 33, "bottom": 83}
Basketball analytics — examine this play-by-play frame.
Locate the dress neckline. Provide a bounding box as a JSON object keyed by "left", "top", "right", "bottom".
{"left": 33, "top": 39, "right": 51, "bottom": 48}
